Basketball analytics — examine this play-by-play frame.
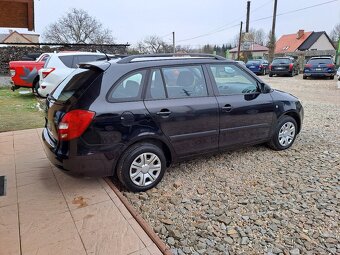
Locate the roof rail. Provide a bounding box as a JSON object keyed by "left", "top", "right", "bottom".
{"left": 117, "top": 53, "right": 225, "bottom": 64}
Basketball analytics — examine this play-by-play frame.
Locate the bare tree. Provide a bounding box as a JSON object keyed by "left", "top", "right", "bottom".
{"left": 135, "top": 35, "right": 172, "bottom": 54}
{"left": 330, "top": 23, "right": 340, "bottom": 43}
{"left": 43, "top": 8, "right": 115, "bottom": 44}
{"left": 231, "top": 28, "right": 266, "bottom": 46}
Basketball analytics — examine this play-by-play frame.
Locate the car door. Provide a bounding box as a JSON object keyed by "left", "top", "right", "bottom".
{"left": 207, "top": 63, "right": 275, "bottom": 149}
{"left": 144, "top": 65, "right": 219, "bottom": 158}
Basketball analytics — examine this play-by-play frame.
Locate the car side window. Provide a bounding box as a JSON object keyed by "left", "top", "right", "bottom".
{"left": 209, "top": 64, "right": 259, "bottom": 95}
{"left": 148, "top": 69, "right": 166, "bottom": 99}
{"left": 58, "top": 56, "right": 74, "bottom": 68}
{"left": 161, "top": 66, "right": 208, "bottom": 98}
{"left": 109, "top": 71, "right": 145, "bottom": 101}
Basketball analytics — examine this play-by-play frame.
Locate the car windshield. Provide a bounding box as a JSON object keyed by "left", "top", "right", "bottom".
{"left": 51, "top": 68, "right": 102, "bottom": 102}
{"left": 247, "top": 60, "right": 261, "bottom": 65}
{"left": 272, "top": 58, "right": 291, "bottom": 64}
{"left": 308, "top": 58, "right": 333, "bottom": 65}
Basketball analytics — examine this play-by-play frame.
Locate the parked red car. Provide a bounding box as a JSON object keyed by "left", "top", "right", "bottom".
{"left": 9, "top": 53, "right": 50, "bottom": 92}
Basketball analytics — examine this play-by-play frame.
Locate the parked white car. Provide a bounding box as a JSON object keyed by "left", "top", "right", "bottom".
{"left": 37, "top": 52, "right": 108, "bottom": 97}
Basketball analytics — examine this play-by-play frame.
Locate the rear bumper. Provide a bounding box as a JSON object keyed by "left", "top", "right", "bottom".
{"left": 270, "top": 70, "right": 291, "bottom": 75}
{"left": 303, "top": 72, "right": 334, "bottom": 77}
{"left": 42, "top": 128, "right": 115, "bottom": 177}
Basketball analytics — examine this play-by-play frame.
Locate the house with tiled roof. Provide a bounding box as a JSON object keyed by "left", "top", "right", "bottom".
{"left": 0, "top": 30, "right": 39, "bottom": 46}
{"left": 275, "top": 30, "right": 335, "bottom": 54}
{"left": 229, "top": 43, "right": 269, "bottom": 60}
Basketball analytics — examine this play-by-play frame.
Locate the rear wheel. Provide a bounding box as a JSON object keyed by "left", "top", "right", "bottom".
{"left": 330, "top": 75, "right": 334, "bottom": 80}
{"left": 303, "top": 75, "right": 307, "bottom": 80}
{"left": 269, "top": 73, "right": 273, "bottom": 77}
{"left": 268, "top": 116, "right": 297, "bottom": 151}
{"left": 116, "top": 143, "right": 167, "bottom": 192}
{"left": 33, "top": 80, "right": 44, "bottom": 98}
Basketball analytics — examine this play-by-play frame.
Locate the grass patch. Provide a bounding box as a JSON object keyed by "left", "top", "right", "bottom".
{"left": 0, "top": 87, "right": 45, "bottom": 132}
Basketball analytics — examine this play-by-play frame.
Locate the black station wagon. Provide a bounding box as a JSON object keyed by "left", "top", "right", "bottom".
{"left": 42, "top": 54, "right": 304, "bottom": 192}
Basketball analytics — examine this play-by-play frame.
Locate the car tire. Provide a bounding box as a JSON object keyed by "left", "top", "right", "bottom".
{"left": 303, "top": 75, "right": 307, "bottom": 80}
{"left": 116, "top": 143, "right": 167, "bottom": 192}
{"left": 330, "top": 76, "right": 334, "bottom": 80}
{"left": 33, "top": 80, "right": 44, "bottom": 98}
{"left": 263, "top": 69, "right": 266, "bottom": 75}
{"left": 269, "top": 73, "right": 273, "bottom": 77}
{"left": 268, "top": 115, "right": 298, "bottom": 151}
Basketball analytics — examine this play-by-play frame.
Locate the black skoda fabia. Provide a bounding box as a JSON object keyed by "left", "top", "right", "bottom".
{"left": 43, "top": 54, "right": 304, "bottom": 192}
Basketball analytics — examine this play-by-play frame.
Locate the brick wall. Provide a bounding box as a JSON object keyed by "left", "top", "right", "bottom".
{"left": 0, "top": 45, "right": 128, "bottom": 74}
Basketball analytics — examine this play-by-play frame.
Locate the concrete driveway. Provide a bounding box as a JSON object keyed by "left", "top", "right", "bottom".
{"left": 0, "top": 128, "right": 162, "bottom": 255}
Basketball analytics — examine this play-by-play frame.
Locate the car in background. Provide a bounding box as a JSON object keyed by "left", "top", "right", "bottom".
{"left": 246, "top": 59, "right": 269, "bottom": 75}
{"left": 337, "top": 67, "right": 340, "bottom": 81}
{"left": 37, "top": 52, "right": 110, "bottom": 97}
{"left": 42, "top": 53, "right": 304, "bottom": 192}
{"left": 303, "top": 57, "right": 336, "bottom": 80}
{"left": 9, "top": 53, "right": 50, "bottom": 93}
{"left": 269, "top": 57, "right": 299, "bottom": 77}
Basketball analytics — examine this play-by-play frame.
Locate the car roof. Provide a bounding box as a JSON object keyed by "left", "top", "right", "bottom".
{"left": 51, "top": 52, "right": 106, "bottom": 57}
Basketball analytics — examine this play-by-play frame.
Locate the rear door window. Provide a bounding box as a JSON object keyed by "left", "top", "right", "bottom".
{"left": 161, "top": 66, "right": 208, "bottom": 98}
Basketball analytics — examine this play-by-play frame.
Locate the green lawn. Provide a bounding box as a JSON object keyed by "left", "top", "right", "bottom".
{"left": 0, "top": 88, "right": 45, "bottom": 132}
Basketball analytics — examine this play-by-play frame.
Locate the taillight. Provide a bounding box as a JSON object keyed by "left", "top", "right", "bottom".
{"left": 305, "top": 64, "right": 312, "bottom": 68}
{"left": 42, "top": 68, "right": 55, "bottom": 78}
{"left": 58, "top": 110, "right": 95, "bottom": 141}
{"left": 289, "top": 63, "right": 293, "bottom": 71}
{"left": 259, "top": 65, "right": 263, "bottom": 68}
{"left": 10, "top": 69, "right": 16, "bottom": 77}
{"left": 326, "top": 64, "right": 335, "bottom": 68}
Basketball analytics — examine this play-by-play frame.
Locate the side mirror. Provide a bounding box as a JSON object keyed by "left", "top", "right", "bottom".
{"left": 260, "top": 83, "right": 271, "bottom": 93}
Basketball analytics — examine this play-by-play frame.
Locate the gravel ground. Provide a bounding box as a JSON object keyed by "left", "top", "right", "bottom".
{"left": 123, "top": 75, "right": 340, "bottom": 255}
{"left": 0, "top": 75, "right": 11, "bottom": 88}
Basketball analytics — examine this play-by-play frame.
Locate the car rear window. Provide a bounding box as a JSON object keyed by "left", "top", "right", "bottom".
{"left": 307, "top": 58, "right": 333, "bottom": 65}
{"left": 51, "top": 68, "right": 102, "bottom": 102}
{"left": 247, "top": 60, "right": 260, "bottom": 64}
{"left": 272, "top": 58, "right": 291, "bottom": 64}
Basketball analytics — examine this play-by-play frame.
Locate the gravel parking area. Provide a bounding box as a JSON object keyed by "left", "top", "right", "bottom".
{"left": 123, "top": 75, "right": 340, "bottom": 255}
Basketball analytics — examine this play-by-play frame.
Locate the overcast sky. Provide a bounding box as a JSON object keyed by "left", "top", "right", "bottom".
{"left": 2, "top": 0, "right": 340, "bottom": 47}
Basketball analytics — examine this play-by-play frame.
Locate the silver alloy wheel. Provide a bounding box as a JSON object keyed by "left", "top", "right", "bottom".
{"left": 129, "top": 153, "right": 161, "bottom": 187}
{"left": 278, "top": 121, "right": 296, "bottom": 147}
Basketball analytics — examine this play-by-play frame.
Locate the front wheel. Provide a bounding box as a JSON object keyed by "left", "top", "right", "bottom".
{"left": 116, "top": 143, "right": 167, "bottom": 192}
{"left": 268, "top": 116, "right": 298, "bottom": 151}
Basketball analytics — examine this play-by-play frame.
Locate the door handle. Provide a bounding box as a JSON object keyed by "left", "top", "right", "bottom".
{"left": 156, "top": 109, "right": 171, "bottom": 117}
{"left": 221, "top": 104, "right": 232, "bottom": 112}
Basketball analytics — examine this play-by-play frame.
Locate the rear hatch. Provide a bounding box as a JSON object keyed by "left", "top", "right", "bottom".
{"left": 246, "top": 60, "right": 261, "bottom": 72}
{"left": 271, "top": 58, "right": 291, "bottom": 71}
{"left": 45, "top": 62, "right": 109, "bottom": 143}
{"left": 304, "top": 58, "right": 335, "bottom": 73}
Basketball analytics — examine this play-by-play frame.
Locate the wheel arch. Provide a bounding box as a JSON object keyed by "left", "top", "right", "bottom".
{"left": 112, "top": 135, "right": 174, "bottom": 176}
{"left": 280, "top": 111, "right": 301, "bottom": 133}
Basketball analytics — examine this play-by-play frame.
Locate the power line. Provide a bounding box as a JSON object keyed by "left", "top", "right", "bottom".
{"left": 177, "top": 0, "right": 338, "bottom": 43}
{"left": 251, "top": 0, "right": 339, "bottom": 23}
{"left": 177, "top": 0, "right": 273, "bottom": 43}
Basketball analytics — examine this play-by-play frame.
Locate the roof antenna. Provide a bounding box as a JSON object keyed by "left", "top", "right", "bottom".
{"left": 104, "top": 52, "right": 110, "bottom": 61}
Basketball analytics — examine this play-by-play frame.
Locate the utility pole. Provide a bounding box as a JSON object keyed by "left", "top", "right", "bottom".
{"left": 246, "top": 1, "right": 250, "bottom": 33}
{"left": 269, "top": 0, "right": 278, "bottom": 62}
{"left": 172, "top": 32, "right": 176, "bottom": 53}
{"left": 237, "top": 21, "right": 243, "bottom": 61}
